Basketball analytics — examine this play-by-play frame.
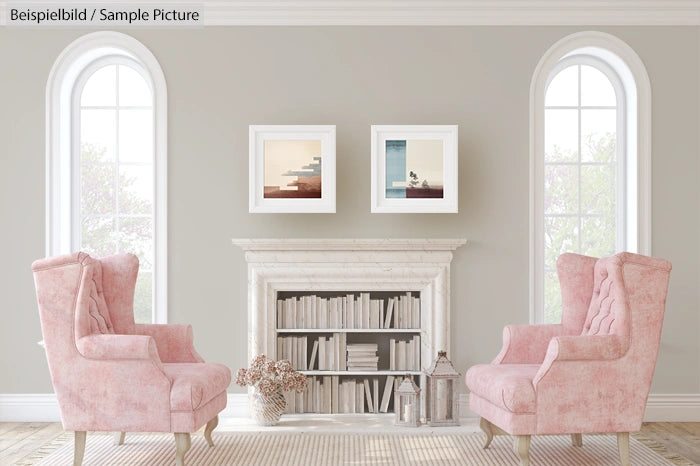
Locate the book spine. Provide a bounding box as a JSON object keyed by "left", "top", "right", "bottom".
{"left": 362, "top": 293, "right": 370, "bottom": 329}
{"left": 412, "top": 296, "right": 420, "bottom": 330}
{"left": 346, "top": 294, "right": 354, "bottom": 329}
{"left": 373, "top": 378, "right": 379, "bottom": 414}
{"left": 384, "top": 298, "right": 394, "bottom": 329}
{"left": 405, "top": 292, "right": 412, "bottom": 329}
{"left": 380, "top": 375, "right": 395, "bottom": 413}
{"left": 364, "top": 379, "right": 373, "bottom": 413}
{"left": 357, "top": 381, "right": 365, "bottom": 414}
{"left": 389, "top": 338, "right": 395, "bottom": 371}
{"left": 398, "top": 340, "right": 406, "bottom": 370}
{"left": 319, "top": 336, "right": 326, "bottom": 371}
{"left": 331, "top": 376, "right": 339, "bottom": 414}
{"left": 413, "top": 335, "right": 420, "bottom": 370}
{"left": 323, "top": 376, "right": 331, "bottom": 414}
{"left": 302, "top": 335, "right": 308, "bottom": 371}
{"left": 340, "top": 332, "right": 347, "bottom": 371}
{"left": 309, "top": 340, "right": 319, "bottom": 370}
{"left": 379, "top": 299, "right": 384, "bottom": 329}
{"left": 277, "top": 299, "right": 284, "bottom": 329}
{"left": 328, "top": 336, "right": 335, "bottom": 371}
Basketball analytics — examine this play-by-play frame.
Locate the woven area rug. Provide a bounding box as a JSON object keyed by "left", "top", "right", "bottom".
{"left": 30, "top": 431, "right": 680, "bottom": 466}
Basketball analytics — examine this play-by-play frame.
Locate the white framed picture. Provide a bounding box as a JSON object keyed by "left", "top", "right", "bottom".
{"left": 371, "top": 125, "right": 458, "bottom": 213}
{"left": 249, "top": 125, "right": 336, "bottom": 213}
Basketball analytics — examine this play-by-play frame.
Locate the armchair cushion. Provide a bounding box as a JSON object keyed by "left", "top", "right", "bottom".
{"left": 465, "top": 364, "right": 539, "bottom": 414}
{"left": 163, "top": 363, "right": 232, "bottom": 412}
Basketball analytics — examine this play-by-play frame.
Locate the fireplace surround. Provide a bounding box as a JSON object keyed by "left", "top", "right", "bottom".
{"left": 233, "top": 239, "right": 466, "bottom": 370}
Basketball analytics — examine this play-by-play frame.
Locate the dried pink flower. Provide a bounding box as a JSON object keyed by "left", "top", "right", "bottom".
{"left": 235, "top": 354, "right": 307, "bottom": 395}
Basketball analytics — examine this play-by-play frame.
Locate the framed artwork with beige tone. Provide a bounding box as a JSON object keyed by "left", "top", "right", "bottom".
{"left": 249, "top": 125, "right": 336, "bottom": 213}
{"left": 371, "top": 125, "right": 458, "bottom": 213}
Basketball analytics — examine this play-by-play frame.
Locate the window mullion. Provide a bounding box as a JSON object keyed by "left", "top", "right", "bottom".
{"left": 114, "top": 64, "right": 120, "bottom": 254}
{"left": 577, "top": 64, "right": 582, "bottom": 255}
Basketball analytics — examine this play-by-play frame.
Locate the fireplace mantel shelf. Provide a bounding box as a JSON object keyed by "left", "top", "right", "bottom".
{"left": 232, "top": 238, "right": 467, "bottom": 252}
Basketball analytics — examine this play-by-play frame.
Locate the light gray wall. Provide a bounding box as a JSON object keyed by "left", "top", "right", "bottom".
{"left": 1, "top": 26, "right": 697, "bottom": 395}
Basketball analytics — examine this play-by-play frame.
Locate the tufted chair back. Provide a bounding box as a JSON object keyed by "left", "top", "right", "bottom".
{"left": 581, "top": 254, "right": 630, "bottom": 338}
{"left": 32, "top": 253, "right": 119, "bottom": 398}
{"left": 75, "top": 254, "right": 115, "bottom": 338}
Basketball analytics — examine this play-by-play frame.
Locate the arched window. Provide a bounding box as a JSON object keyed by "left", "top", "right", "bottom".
{"left": 47, "top": 32, "right": 167, "bottom": 323}
{"left": 531, "top": 32, "right": 651, "bottom": 323}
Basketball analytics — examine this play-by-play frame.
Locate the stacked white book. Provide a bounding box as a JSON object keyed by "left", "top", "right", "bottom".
{"left": 388, "top": 335, "right": 421, "bottom": 371}
{"left": 346, "top": 343, "right": 379, "bottom": 371}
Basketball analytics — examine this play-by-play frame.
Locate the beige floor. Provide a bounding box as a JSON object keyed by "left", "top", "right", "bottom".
{"left": 0, "top": 420, "right": 698, "bottom": 465}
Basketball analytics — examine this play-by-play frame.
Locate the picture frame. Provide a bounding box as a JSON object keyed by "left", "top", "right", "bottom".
{"left": 371, "top": 125, "right": 458, "bottom": 213}
{"left": 249, "top": 125, "right": 336, "bottom": 213}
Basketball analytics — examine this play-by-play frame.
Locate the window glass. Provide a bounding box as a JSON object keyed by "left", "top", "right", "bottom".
{"left": 79, "top": 63, "right": 154, "bottom": 324}
{"left": 543, "top": 61, "right": 620, "bottom": 323}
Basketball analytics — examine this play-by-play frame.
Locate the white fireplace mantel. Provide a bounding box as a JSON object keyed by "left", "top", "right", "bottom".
{"left": 232, "top": 238, "right": 467, "bottom": 365}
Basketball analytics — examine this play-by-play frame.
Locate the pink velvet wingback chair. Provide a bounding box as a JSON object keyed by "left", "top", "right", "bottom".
{"left": 465, "top": 252, "right": 671, "bottom": 466}
{"left": 32, "top": 252, "right": 231, "bottom": 466}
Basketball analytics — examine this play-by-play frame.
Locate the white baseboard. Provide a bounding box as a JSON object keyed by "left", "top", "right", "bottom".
{"left": 221, "top": 393, "right": 250, "bottom": 418}
{"left": 0, "top": 394, "right": 62, "bottom": 422}
{"left": 643, "top": 394, "right": 700, "bottom": 422}
{"left": 2, "top": 392, "right": 699, "bottom": 423}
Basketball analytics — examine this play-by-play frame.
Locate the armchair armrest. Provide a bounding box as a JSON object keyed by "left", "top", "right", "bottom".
{"left": 134, "top": 323, "right": 204, "bottom": 363}
{"left": 76, "top": 334, "right": 162, "bottom": 362}
{"left": 544, "top": 334, "right": 627, "bottom": 362}
{"left": 533, "top": 334, "right": 628, "bottom": 387}
{"left": 493, "top": 324, "right": 564, "bottom": 364}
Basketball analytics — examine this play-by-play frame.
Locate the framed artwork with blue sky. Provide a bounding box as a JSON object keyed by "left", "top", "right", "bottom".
{"left": 371, "top": 125, "right": 458, "bottom": 213}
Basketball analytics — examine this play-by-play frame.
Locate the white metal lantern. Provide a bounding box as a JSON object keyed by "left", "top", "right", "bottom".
{"left": 424, "top": 350, "right": 460, "bottom": 426}
{"left": 394, "top": 374, "right": 421, "bottom": 427}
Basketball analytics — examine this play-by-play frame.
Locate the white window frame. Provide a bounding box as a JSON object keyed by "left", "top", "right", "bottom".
{"left": 46, "top": 31, "right": 168, "bottom": 324}
{"left": 530, "top": 31, "right": 652, "bottom": 324}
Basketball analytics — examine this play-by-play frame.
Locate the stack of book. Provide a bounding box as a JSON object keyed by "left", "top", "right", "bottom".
{"left": 346, "top": 343, "right": 379, "bottom": 371}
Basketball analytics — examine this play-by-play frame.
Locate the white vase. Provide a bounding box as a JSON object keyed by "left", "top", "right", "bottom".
{"left": 251, "top": 389, "right": 287, "bottom": 426}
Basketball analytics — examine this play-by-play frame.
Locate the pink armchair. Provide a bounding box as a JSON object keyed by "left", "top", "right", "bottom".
{"left": 465, "top": 252, "right": 671, "bottom": 466}
{"left": 32, "top": 252, "right": 231, "bottom": 466}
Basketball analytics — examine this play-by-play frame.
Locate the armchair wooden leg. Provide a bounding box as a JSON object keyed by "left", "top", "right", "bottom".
{"left": 174, "top": 432, "right": 191, "bottom": 466}
{"left": 73, "top": 431, "right": 86, "bottom": 466}
{"left": 204, "top": 415, "right": 219, "bottom": 447}
{"left": 571, "top": 433, "right": 583, "bottom": 447}
{"left": 617, "top": 432, "right": 630, "bottom": 466}
{"left": 514, "top": 435, "right": 531, "bottom": 466}
{"left": 479, "top": 417, "right": 494, "bottom": 449}
{"left": 114, "top": 432, "right": 126, "bottom": 446}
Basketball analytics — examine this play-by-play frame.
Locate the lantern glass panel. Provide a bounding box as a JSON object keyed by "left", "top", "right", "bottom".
{"left": 400, "top": 395, "right": 413, "bottom": 422}
{"left": 436, "top": 378, "right": 454, "bottom": 421}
